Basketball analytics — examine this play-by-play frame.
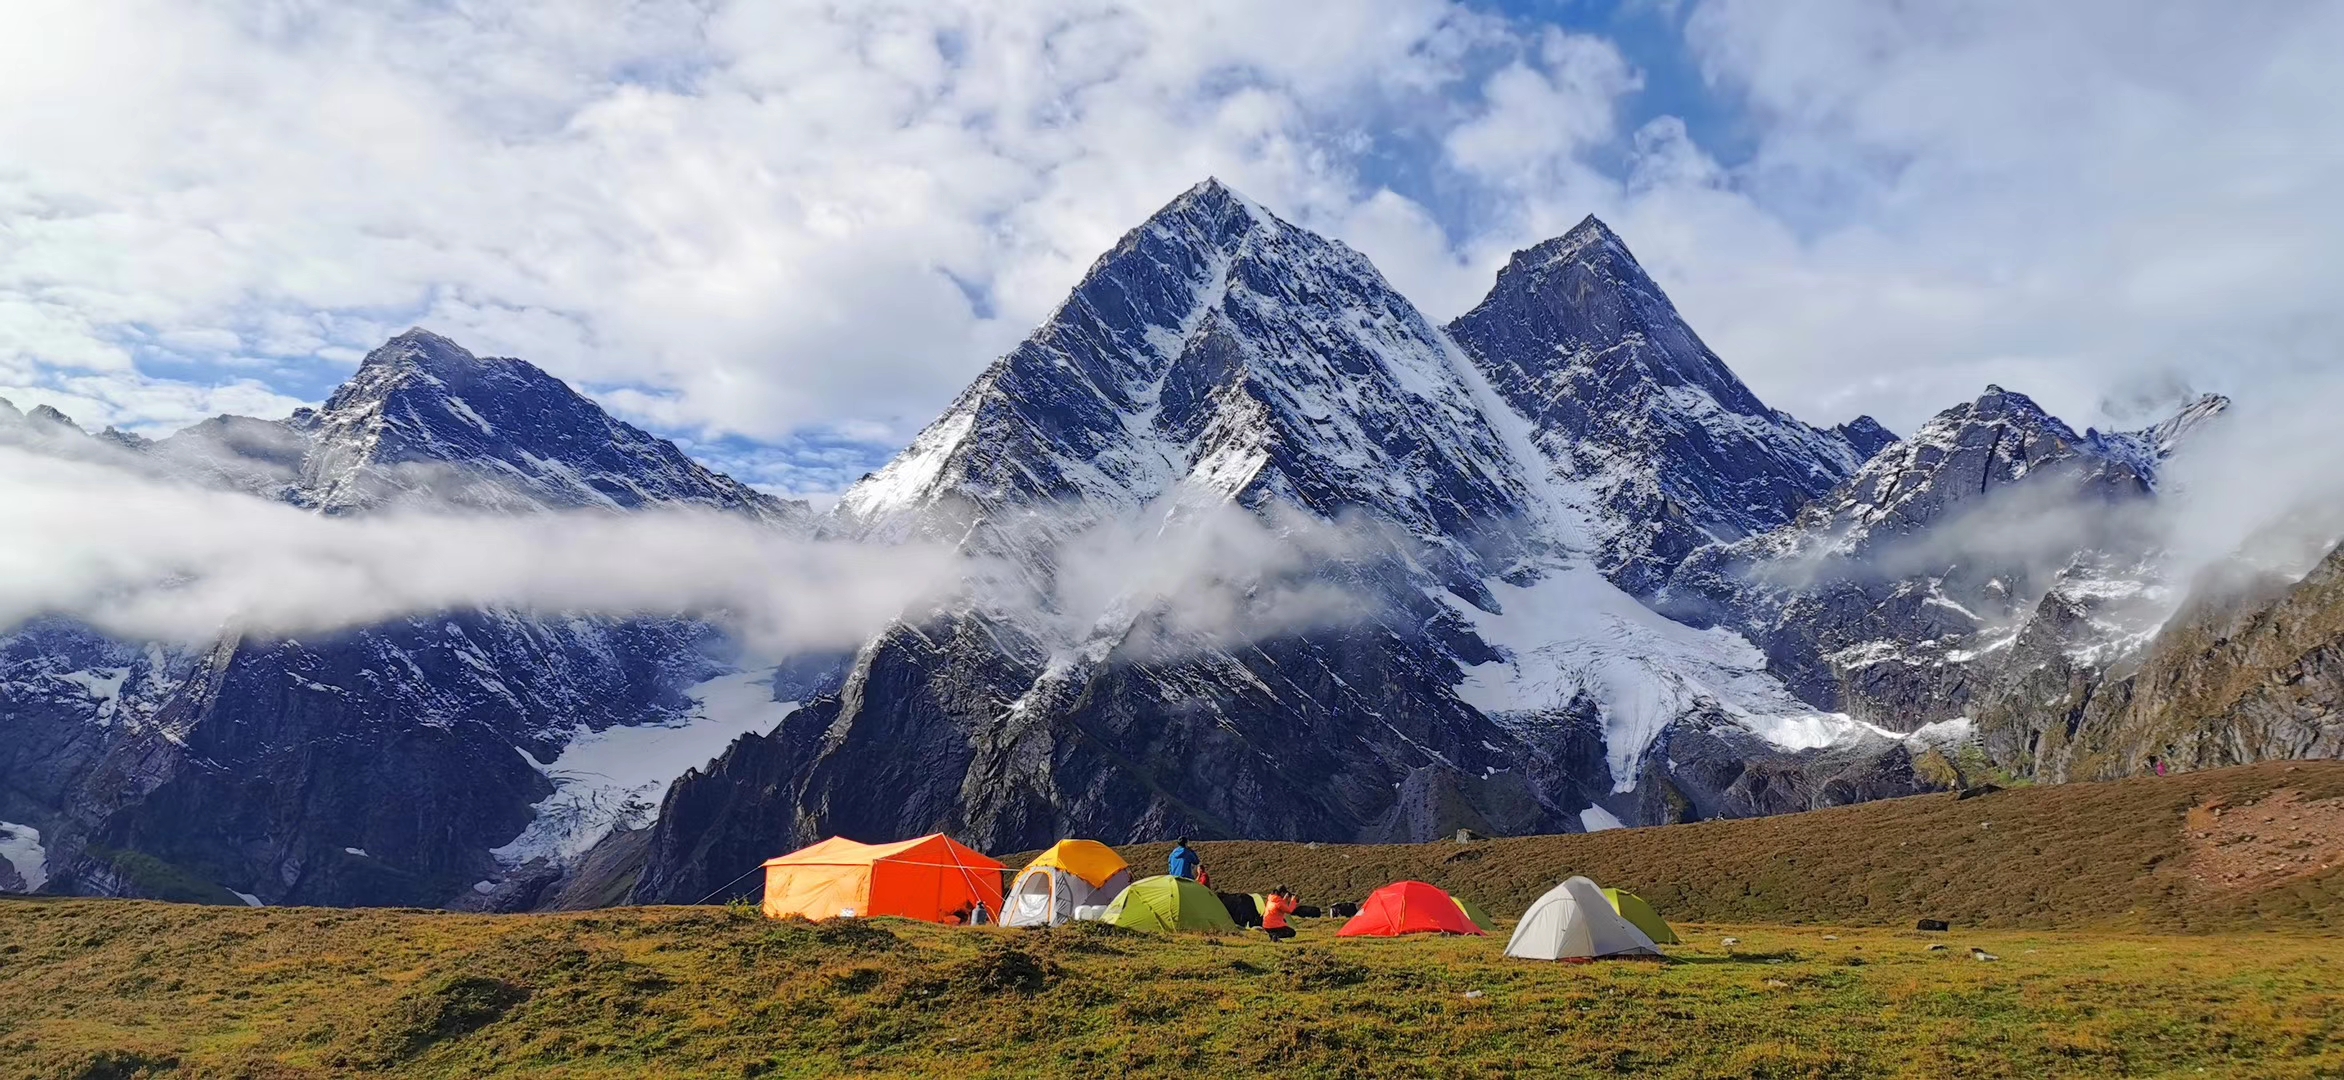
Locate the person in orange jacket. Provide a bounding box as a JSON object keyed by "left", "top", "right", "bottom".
{"left": 1262, "top": 886, "right": 1298, "bottom": 942}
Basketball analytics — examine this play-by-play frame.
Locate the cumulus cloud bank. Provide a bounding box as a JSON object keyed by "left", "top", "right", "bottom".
{"left": 0, "top": 447, "right": 1398, "bottom": 657}
{"left": 0, "top": 446, "right": 962, "bottom": 652}
{"left": 5, "top": 1, "right": 2339, "bottom": 494}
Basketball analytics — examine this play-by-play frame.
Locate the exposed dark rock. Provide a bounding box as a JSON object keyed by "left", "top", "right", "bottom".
{"left": 1447, "top": 215, "right": 1889, "bottom": 596}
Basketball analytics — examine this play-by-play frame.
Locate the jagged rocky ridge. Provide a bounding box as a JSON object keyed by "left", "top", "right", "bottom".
{"left": 6, "top": 181, "right": 2336, "bottom": 911}
{"left": 1446, "top": 216, "right": 1891, "bottom": 597}
{"left": 2035, "top": 541, "right": 2344, "bottom": 779}
{"left": 0, "top": 334, "right": 808, "bottom": 907}
{"left": 631, "top": 182, "right": 1958, "bottom": 904}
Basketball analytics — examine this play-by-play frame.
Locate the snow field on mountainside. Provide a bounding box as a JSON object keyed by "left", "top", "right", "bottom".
{"left": 493, "top": 669, "right": 799, "bottom": 865}
{"left": 1449, "top": 563, "right": 1887, "bottom": 790}
{"left": 0, "top": 822, "right": 48, "bottom": 891}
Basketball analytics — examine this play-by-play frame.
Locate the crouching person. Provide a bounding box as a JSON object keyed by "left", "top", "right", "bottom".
{"left": 1263, "top": 887, "right": 1298, "bottom": 942}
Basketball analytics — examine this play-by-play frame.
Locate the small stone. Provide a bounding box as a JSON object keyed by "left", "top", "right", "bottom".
{"left": 1720, "top": 937, "right": 1741, "bottom": 947}
{"left": 1463, "top": 990, "right": 1484, "bottom": 999}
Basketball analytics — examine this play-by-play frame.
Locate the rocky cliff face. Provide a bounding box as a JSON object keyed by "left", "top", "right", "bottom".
{"left": 0, "top": 339, "right": 808, "bottom": 907}
{"left": 1661, "top": 386, "right": 2218, "bottom": 731}
{"left": 633, "top": 182, "right": 1954, "bottom": 904}
{"left": 2014, "top": 543, "right": 2344, "bottom": 781}
{"left": 1446, "top": 217, "right": 1890, "bottom": 597}
{"left": 296, "top": 330, "right": 804, "bottom": 522}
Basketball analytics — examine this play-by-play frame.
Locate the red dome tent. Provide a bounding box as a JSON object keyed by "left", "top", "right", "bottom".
{"left": 1337, "top": 880, "right": 1486, "bottom": 937}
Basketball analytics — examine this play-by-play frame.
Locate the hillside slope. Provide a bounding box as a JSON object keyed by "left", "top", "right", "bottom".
{"left": 5, "top": 897, "right": 2341, "bottom": 1078}
{"left": 1103, "top": 761, "right": 2344, "bottom": 933}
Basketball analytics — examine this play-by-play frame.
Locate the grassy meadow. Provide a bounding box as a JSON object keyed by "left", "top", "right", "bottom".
{"left": 4, "top": 899, "right": 2342, "bottom": 1079}
{"left": 4, "top": 762, "right": 2342, "bottom": 1078}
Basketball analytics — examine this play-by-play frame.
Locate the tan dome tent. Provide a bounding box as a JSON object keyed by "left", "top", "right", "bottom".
{"left": 1003, "top": 840, "right": 1131, "bottom": 928}
{"left": 1505, "top": 876, "right": 1661, "bottom": 961}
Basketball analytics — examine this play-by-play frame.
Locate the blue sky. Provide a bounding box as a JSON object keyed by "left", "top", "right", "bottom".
{"left": 4, "top": 0, "right": 2340, "bottom": 497}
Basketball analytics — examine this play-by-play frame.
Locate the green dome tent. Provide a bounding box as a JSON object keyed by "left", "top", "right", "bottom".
{"left": 1602, "top": 887, "right": 1678, "bottom": 944}
{"left": 1102, "top": 875, "right": 1239, "bottom": 933}
{"left": 1452, "top": 895, "right": 1497, "bottom": 933}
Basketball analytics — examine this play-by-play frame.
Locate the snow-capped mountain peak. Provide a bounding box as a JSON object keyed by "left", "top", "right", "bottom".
{"left": 1447, "top": 215, "right": 1892, "bottom": 595}
{"left": 2088, "top": 392, "right": 2231, "bottom": 484}
{"left": 298, "top": 328, "right": 805, "bottom": 522}
{"left": 837, "top": 180, "right": 1534, "bottom": 567}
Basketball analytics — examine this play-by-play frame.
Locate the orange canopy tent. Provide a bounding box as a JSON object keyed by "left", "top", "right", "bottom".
{"left": 760, "top": 834, "right": 1006, "bottom": 924}
{"left": 1336, "top": 880, "right": 1486, "bottom": 937}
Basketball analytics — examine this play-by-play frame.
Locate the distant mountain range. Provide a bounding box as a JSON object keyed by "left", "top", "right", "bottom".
{"left": 1, "top": 180, "right": 2332, "bottom": 909}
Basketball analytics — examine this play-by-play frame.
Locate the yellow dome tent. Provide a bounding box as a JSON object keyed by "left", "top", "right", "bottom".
{"left": 1452, "top": 895, "right": 1498, "bottom": 933}
{"left": 1003, "top": 840, "right": 1131, "bottom": 927}
{"left": 1601, "top": 887, "right": 1679, "bottom": 944}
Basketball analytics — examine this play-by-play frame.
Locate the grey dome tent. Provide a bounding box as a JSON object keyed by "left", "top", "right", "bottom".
{"left": 1504, "top": 876, "right": 1662, "bottom": 961}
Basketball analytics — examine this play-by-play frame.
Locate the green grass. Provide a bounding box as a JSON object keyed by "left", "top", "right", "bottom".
{"left": 2, "top": 899, "right": 2339, "bottom": 1078}
{"left": 7, "top": 762, "right": 2342, "bottom": 1077}
{"left": 1104, "top": 761, "right": 2344, "bottom": 932}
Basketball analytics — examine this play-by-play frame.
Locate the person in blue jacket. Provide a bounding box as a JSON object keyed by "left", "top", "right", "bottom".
{"left": 1168, "top": 837, "right": 1200, "bottom": 880}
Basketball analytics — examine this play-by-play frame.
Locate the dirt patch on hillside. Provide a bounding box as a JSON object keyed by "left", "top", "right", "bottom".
{"left": 2184, "top": 788, "right": 2344, "bottom": 892}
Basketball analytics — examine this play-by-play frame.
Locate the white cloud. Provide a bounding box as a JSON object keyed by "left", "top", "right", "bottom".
{"left": 0, "top": 372, "right": 309, "bottom": 437}
{"left": 3, "top": 0, "right": 2339, "bottom": 482}
{"left": 1640, "top": 0, "right": 2344, "bottom": 432}
{"left": 0, "top": 444, "right": 964, "bottom": 654}
{"left": 0, "top": 0, "right": 1547, "bottom": 454}
{"left": 0, "top": 445, "right": 1397, "bottom": 660}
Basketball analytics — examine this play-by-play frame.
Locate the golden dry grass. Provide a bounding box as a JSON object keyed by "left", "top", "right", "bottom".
{"left": 2, "top": 899, "right": 2340, "bottom": 1079}
{"left": 1105, "top": 762, "right": 2344, "bottom": 932}
{"left": 8, "top": 762, "right": 2343, "bottom": 1078}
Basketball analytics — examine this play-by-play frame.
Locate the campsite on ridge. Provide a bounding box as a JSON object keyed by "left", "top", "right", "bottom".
{"left": 6, "top": 762, "right": 2342, "bottom": 1076}
{"left": 7, "top": 3, "right": 2342, "bottom": 1077}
